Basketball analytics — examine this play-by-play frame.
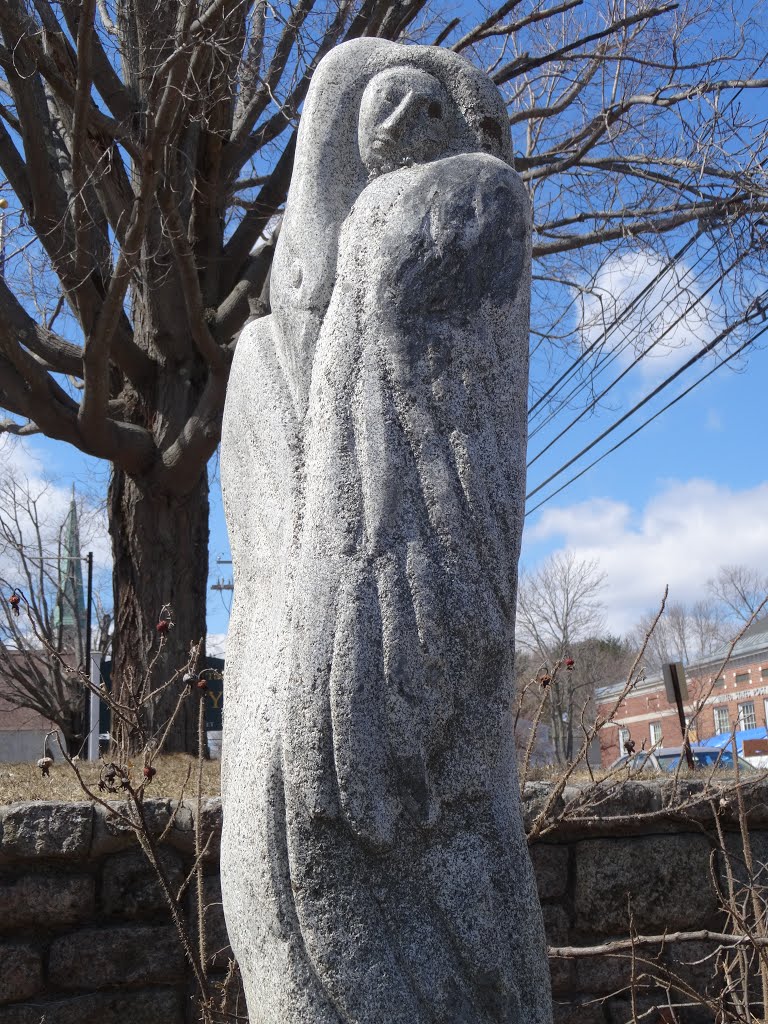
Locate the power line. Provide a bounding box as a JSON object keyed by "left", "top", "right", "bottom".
{"left": 210, "top": 556, "right": 233, "bottom": 593}
{"left": 528, "top": 236, "right": 721, "bottom": 444}
{"left": 525, "top": 318, "right": 768, "bottom": 517}
{"left": 527, "top": 232, "right": 701, "bottom": 422}
{"left": 525, "top": 291, "right": 768, "bottom": 504}
{"left": 527, "top": 248, "right": 743, "bottom": 466}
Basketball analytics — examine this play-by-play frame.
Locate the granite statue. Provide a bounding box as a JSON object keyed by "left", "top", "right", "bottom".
{"left": 220, "top": 37, "right": 552, "bottom": 1024}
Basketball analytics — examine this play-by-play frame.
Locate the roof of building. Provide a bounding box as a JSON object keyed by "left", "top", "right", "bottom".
{"left": 707, "top": 614, "right": 768, "bottom": 662}
{"left": 597, "top": 614, "right": 768, "bottom": 701}
{"left": 700, "top": 726, "right": 768, "bottom": 753}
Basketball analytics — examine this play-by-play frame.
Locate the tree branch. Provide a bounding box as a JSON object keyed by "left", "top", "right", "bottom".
{"left": 232, "top": 0, "right": 317, "bottom": 145}
{"left": 451, "top": 0, "right": 526, "bottom": 53}
{"left": 472, "top": 0, "right": 583, "bottom": 45}
{"left": 0, "top": 277, "right": 82, "bottom": 377}
{"left": 60, "top": 0, "right": 136, "bottom": 126}
{"left": 228, "top": 2, "right": 352, "bottom": 177}
{"left": 0, "top": 3, "right": 139, "bottom": 154}
{"left": 159, "top": 187, "right": 225, "bottom": 373}
{"left": 550, "top": 928, "right": 768, "bottom": 958}
{"left": 70, "top": 0, "right": 97, "bottom": 278}
{"left": 532, "top": 195, "right": 766, "bottom": 256}
{"left": 221, "top": 130, "right": 296, "bottom": 293}
{"left": 0, "top": 418, "right": 40, "bottom": 436}
{"left": 493, "top": 3, "right": 678, "bottom": 85}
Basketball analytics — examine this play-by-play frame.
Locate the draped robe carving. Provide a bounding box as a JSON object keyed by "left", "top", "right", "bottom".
{"left": 221, "top": 37, "right": 552, "bottom": 1024}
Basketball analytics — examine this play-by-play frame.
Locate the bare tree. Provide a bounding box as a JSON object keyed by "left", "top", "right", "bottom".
{"left": 632, "top": 597, "right": 729, "bottom": 673}
{"left": 633, "top": 565, "right": 768, "bottom": 673}
{"left": 0, "top": 472, "right": 109, "bottom": 753}
{"left": 0, "top": 0, "right": 765, "bottom": 747}
{"left": 516, "top": 552, "right": 609, "bottom": 761}
{"left": 515, "top": 631, "right": 633, "bottom": 764}
{"left": 707, "top": 563, "right": 768, "bottom": 624}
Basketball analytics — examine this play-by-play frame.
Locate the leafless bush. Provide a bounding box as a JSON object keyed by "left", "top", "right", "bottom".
{"left": 520, "top": 590, "right": 768, "bottom": 1022}
{"left": 10, "top": 591, "right": 241, "bottom": 1024}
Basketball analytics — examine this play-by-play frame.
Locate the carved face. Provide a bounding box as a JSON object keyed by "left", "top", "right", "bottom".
{"left": 358, "top": 68, "right": 452, "bottom": 177}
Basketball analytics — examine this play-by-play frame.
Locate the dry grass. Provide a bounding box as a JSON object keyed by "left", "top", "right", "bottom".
{"left": 0, "top": 753, "right": 221, "bottom": 804}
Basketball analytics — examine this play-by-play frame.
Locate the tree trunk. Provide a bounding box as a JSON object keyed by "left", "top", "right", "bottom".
{"left": 108, "top": 467, "right": 209, "bottom": 754}
{"left": 59, "top": 712, "right": 85, "bottom": 759}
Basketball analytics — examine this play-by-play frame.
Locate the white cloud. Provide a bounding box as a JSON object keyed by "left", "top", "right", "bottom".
{"left": 524, "top": 479, "right": 768, "bottom": 636}
{"left": 576, "top": 251, "right": 724, "bottom": 382}
{"left": 207, "top": 633, "right": 227, "bottom": 658}
{"left": 705, "top": 408, "right": 723, "bottom": 432}
{"left": 1, "top": 436, "right": 45, "bottom": 479}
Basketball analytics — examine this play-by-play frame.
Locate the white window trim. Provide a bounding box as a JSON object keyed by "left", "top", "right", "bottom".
{"left": 714, "top": 706, "right": 730, "bottom": 736}
{"left": 738, "top": 701, "right": 757, "bottom": 731}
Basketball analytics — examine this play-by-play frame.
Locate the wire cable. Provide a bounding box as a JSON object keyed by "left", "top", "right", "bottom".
{"left": 528, "top": 232, "right": 701, "bottom": 420}
{"left": 527, "top": 249, "right": 744, "bottom": 465}
{"left": 525, "top": 291, "right": 768, "bottom": 503}
{"left": 528, "top": 236, "right": 724, "bottom": 442}
{"left": 525, "top": 319, "right": 768, "bottom": 517}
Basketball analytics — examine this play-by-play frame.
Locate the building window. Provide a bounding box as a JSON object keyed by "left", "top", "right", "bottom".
{"left": 738, "top": 702, "right": 757, "bottom": 730}
{"left": 618, "top": 727, "right": 630, "bottom": 751}
{"left": 713, "top": 677, "right": 724, "bottom": 687}
{"left": 735, "top": 672, "right": 750, "bottom": 685}
{"left": 762, "top": 667, "right": 768, "bottom": 680}
{"left": 714, "top": 707, "right": 730, "bottom": 735}
{"left": 649, "top": 722, "right": 663, "bottom": 747}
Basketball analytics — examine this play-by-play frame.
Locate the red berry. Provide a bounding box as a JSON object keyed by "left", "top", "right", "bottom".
{"left": 143, "top": 765, "right": 156, "bottom": 780}
{"left": 196, "top": 679, "right": 208, "bottom": 691}
{"left": 156, "top": 619, "right": 170, "bottom": 635}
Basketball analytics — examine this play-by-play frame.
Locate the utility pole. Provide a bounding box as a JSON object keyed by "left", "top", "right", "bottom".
{"left": 662, "top": 661, "right": 695, "bottom": 770}
{"left": 82, "top": 551, "right": 94, "bottom": 756}
{"left": 210, "top": 556, "right": 233, "bottom": 593}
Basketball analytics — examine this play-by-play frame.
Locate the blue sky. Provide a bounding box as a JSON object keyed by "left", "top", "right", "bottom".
{"left": 14, "top": 317, "right": 768, "bottom": 645}
{"left": 2, "top": 0, "right": 766, "bottom": 646}
{"left": 521, "top": 333, "right": 768, "bottom": 635}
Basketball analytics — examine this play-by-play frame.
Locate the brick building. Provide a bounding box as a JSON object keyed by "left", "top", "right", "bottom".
{"left": 597, "top": 615, "right": 768, "bottom": 766}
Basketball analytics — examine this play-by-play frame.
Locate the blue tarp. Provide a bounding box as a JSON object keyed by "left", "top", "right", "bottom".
{"left": 700, "top": 727, "right": 768, "bottom": 756}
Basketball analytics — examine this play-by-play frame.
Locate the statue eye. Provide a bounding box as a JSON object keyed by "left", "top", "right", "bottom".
{"left": 427, "top": 101, "right": 442, "bottom": 119}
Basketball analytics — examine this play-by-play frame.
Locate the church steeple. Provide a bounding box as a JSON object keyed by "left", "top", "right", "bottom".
{"left": 55, "top": 488, "right": 86, "bottom": 644}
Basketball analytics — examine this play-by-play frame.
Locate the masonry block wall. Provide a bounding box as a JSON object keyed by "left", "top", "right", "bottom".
{"left": 0, "top": 797, "right": 227, "bottom": 1024}
{"left": 2, "top": 782, "right": 766, "bottom": 1023}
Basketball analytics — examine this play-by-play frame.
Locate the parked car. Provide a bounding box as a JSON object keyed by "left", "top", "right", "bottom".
{"left": 611, "top": 744, "right": 757, "bottom": 773}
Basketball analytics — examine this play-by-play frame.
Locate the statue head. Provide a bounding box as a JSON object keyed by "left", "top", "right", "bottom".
{"left": 268, "top": 39, "right": 514, "bottom": 412}
{"left": 358, "top": 67, "right": 455, "bottom": 178}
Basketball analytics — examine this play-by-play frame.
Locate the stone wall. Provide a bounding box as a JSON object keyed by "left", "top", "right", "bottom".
{"left": 0, "top": 797, "right": 226, "bottom": 1024}
{"left": 528, "top": 777, "right": 754, "bottom": 1024}
{"left": 2, "top": 780, "right": 767, "bottom": 1023}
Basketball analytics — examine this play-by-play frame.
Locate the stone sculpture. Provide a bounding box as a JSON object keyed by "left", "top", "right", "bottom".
{"left": 221, "top": 37, "right": 552, "bottom": 1024}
